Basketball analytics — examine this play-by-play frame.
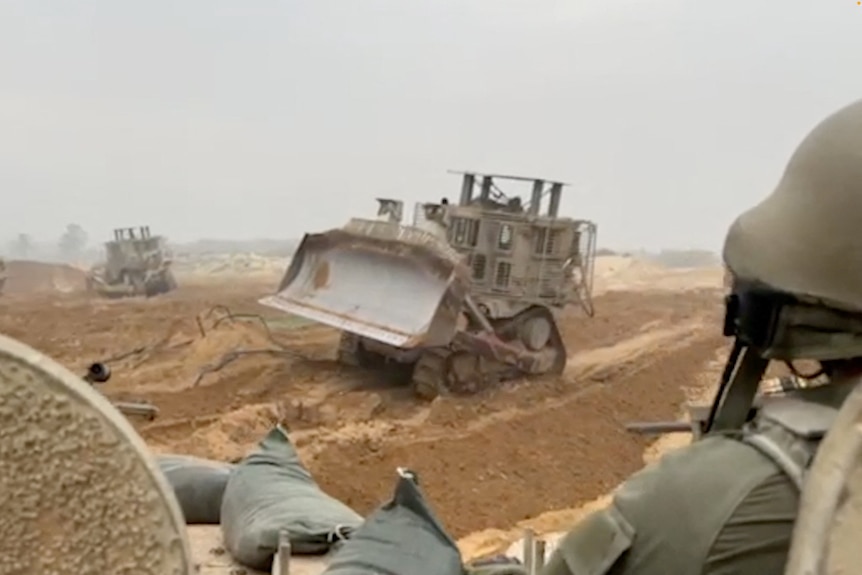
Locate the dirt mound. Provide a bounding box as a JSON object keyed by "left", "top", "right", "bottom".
{"left": 3, "top": 260, "right": 89, "bottom": 295}
{"left": 462, "top": 350, "right": 729, "bottom": 561}
{"left": 593, "top": 255, "right": 723, "bottom": 294}
{"left": 147, "top": 403, "right": 282, "bottom": 461}
{"left": 307, "top": 330, "right": 724, "bottom": 539}
{"left": 108, "top": 316, "right": 287, "bottom": 394}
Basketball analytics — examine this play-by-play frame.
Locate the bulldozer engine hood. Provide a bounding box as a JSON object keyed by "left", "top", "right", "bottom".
{"left": 261, "top": 227, "right": 470, "bottom": 349}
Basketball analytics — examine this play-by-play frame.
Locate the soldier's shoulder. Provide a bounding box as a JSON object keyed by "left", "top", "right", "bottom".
{"left": 546, "top": 438, "right": 793, "bottom": 575}
{"left": 613, "top": 435, "right": 784, "bottom": 513}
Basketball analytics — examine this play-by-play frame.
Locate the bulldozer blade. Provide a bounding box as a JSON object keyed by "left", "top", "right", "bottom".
{"left": 260, "top": 228, "right": 468, "bottom": 349}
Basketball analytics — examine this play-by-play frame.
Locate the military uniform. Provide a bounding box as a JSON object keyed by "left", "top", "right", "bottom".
{"left": 542, "top": 98, "right": 862, "bottom": 575}
{"left": 544, "top": 381, "right": 853, "bottom": 575}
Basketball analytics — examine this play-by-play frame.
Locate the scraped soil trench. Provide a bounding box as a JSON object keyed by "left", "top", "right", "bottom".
{"left": 0, "top": 276, "right": 727, "bottom": 542}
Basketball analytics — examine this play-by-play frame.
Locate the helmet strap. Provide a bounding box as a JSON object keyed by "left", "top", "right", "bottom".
{"left": 703, "top": 288, "right": 785, "bottom": 433}
{"left": 705, "top": 345, "right": 768, "bottom": 433}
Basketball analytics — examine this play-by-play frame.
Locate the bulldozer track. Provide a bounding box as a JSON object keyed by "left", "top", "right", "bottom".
{"left": 405, "top": 306, "right": 569, "bottom": 400}
{"left": 328, "top": 304, "right": 571, "bottom": 401}
{"left": 411, "top": 347, "right": 450, "bottom": 400}
{"left": 446, "top": 350, "right": 495, "bottom": 395}
{"left": 493, "top": 305, "right": 568, "bottom": 375}
{"left": 336, "top": 332, "right": 363, "bottom": 367}
{"left": 412, "top": 311, "right": 567, "bottom": 398}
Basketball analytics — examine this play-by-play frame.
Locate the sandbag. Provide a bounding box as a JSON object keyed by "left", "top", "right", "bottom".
{"left": 157, "top": 454, "right": 234, "bottom": 525}
{"left": 220, "top": 425, "right": 363, "bottom": 571}
{"left": 323, "top": 468, "right": 465, "bottom": 575}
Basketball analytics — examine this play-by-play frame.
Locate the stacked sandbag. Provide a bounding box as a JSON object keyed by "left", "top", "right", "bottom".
{"left": 323, "top": 468, "right": 464, "bottom": 575}
{"left": 220, "top": 425, "right": 363, "bottom": 571}
{"left": 157, "top": 454, "right": 234, "bottom": 525}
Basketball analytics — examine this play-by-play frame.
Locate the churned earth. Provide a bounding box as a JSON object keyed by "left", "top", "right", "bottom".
{"left": 0, "top": 255, "right": 727, "bottom": 572}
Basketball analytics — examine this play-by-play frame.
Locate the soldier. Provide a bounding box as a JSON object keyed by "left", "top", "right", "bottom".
{"left": 542, "top": 97, "right": 862, "bottom": 575}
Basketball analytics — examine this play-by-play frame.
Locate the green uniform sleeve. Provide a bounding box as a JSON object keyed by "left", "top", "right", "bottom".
{"left": 540, "top": 437, "right": 798, "bottom": 575}
{"left": 541, "top": 503, "right": 634, "bottom": 575}
{"left": 703, "top": 471, "right": 797, "bottom": 575}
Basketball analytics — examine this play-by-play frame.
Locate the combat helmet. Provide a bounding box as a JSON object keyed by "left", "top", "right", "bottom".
{"left": 707, "top": 98, "right": 862, "bottom": 432}
{"left": 725, "top": 98, "right": 862, "bottom": 316}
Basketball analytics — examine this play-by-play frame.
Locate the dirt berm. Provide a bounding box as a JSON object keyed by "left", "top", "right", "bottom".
{"left": 2, "top": 260, "right": 89, "bottom": 295}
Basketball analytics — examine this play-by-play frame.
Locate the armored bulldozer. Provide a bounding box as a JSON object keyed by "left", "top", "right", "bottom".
{"left": 261, "top": 171, "right": 597, "bottom": 399}
{"left": 87, "top": 226, "right": 178, "bottom": 298}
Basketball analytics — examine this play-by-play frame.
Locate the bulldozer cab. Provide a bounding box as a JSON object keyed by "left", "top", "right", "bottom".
{"left": 442, "top": 172, "right": 596, "bottom": 318}
{"left": 105, "top": 226, "right": 170, "bottom": 273}
{"left": 89, "top": 225, "right": 178, "bottom": 297}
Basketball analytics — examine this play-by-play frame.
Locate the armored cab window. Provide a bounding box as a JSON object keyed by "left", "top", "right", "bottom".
{"left": 470, "top": 253, "right": 487, "bottom": 280}
{"left": 498, "top": 224, "right": 514, "bottom": 251}
{"left": 494, "top": 261, "right": 512, "bottom": 288}
{"left": 450, "top": 218, "right": 480, "bottom": 247}
{"left": 465, "top": 219, "right": 480, "bottom": 246}
{"left": 534, "top": 228, "right": 546, "bottom": 255}
{"left": 545, "top": 229, "right": 560, "bottom": 255}
{"left": 534, "top": 227, "right": 561, "bottom": 256}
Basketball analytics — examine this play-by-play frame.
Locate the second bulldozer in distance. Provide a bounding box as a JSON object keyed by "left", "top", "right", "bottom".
{"left": 87, "top": 226, "right": 178, "bottom": 298}
{"left": 261, "top": 171, "right": 598, "bottom": 399}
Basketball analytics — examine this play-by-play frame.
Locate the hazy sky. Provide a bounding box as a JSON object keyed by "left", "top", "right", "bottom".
{"left": 0, "top": 1, "right": 859, "bottom": 250}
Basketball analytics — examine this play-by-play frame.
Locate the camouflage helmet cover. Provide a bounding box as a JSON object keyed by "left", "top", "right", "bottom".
{"left": 724, "top": 98, "right": 862, "bottom": 313}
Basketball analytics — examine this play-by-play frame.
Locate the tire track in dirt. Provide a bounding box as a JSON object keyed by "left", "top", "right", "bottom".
{"left": 459, "top": 347, "right": 731, "bottom": 560}
{"left": 137, "top": 290, "right": 722, "bottom": 459}
{"left": 307, "top": 328, "right": 727, "bottom": 537}
{"left": 285, "top": 317, "right": 708, "bottom": 459}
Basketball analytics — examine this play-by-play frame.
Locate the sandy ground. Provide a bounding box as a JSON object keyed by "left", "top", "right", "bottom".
{"left": 0, "top": 255, "right": 729, "bottom": 573}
